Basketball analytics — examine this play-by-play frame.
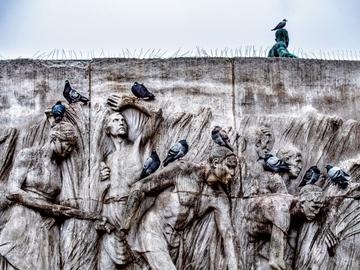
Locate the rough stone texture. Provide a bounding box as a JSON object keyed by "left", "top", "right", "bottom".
{"left": 0, "top": 58, "right": 360, "bottom": 270}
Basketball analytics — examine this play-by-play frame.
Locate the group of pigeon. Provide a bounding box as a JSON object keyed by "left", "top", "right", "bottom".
{"left": 262, "top": 154, "right": 350, "bottom": 189}
{"left": 54, "top": 80, "right": 351, "bottom": 189}
{"left": 51, "top": 80, "right": 90, "bottom": 123}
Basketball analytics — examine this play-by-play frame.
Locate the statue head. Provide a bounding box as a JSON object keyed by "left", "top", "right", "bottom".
{"left": 105, "top": 112, "right": 128, "bottom": 138}
{"left": 275, "top": 29, "right": 289, "bottom": 47}
{"left": 254, "top": 126, "right": 274, "bottom": 159}
{"left": 299, "top": 185, "right": 324, "bottom": 221}
{"left": 277, "top": 145, "right": 302, "bottom": 178}
{"left": 240, "top": 126, "right": 274, "bottom": 160}
{"left": 50, "top": 122, "right": 77, "bottom": 158}
{"left": 208, "top": 146, "right": 238, "bottom": 185}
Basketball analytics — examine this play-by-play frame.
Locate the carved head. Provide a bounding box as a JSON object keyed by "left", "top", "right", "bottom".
{"left": 254, "top": 126, "right": 274, "bottom": 159}
{"left": 105, "top": 112, "right": 128, "bottom": 138}
{"left": 50, "top": 122, "right": 77, "bottom": 158}
{"left": 277, "top": 145, "right": 302, "bottom": 178}
{"left": 299, "top": 185, "right": 324, "bottom": 221}
{"left": 208, "top": 146, "right": 237, "bottom": 185}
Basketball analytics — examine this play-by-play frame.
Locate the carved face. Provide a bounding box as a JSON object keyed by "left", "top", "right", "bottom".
{"left": 300, "top": 192, "right": 324, "bottom": 221}
{"left": 255, "top": 132, "right": 274, "bottom": 159}
{"left": 51, "top": 139, "right": 75, "bottom": 158}
{"left": 106, "top": 113, "right": 128, "bottom": 137}
{"left": 212, "top": 155, "right": 237, "bottom": 184}
{"left": 286, "top": 152, "right": 302, "bottom": 178}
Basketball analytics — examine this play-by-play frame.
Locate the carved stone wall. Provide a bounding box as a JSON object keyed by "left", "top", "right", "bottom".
{"left": 0, "top": 58, "right": 359, "bottom": 270}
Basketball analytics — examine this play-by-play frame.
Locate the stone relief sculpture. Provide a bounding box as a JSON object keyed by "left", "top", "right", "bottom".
{"left": 0, "top": 122, "right": 110, "bottom": 270}
{"left": 122, "top": 146, "right": 239, "bottom": 270}
{"left": 97, "top": 95, "right": 162, "bottom": 269}
{"left": 1, "top": 57, "right": 360, "bottom": 270}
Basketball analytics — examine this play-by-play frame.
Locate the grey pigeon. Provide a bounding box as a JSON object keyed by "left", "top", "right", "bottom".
{"left": 211, "top": 126, "right": 233, "bottom": 151}
{"left": 263, "top": 154, "right": 289, "bottom": 173}
{"left": 131, "top": 82, "right": 155, "bottom": 100}
{"left": 163, "top": 139, "right": 189, "bottom": 167}
{"left": 139, "top": 150, "right": 161, "bottom": 179}
{"left": 63, "top": 80, "right": 89, "bottom": 104}
{"left": 326, "top": 165, "right": 350, "bottom": 189}
{"left": 299, "top": 166, "right": 320, "bottom": 187}
{"left": 51, "top": 101, "right": 66, "bottom": 123}
{"left": 271, "top": 19, "right": 287, "bottom": 31}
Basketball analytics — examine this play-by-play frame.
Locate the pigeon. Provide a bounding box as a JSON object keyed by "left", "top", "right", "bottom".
{"left": 63, "top": 80, "right": 89, "bottom": 104}
{"left": 271, "top": 19, "right": 287, "bottom": 31}
{"left": 131, "top": 82, "right": 155, "bottom": 100}
{"left": 211, "top": 126, "right": 233, "bottom": 151}
{"left": 326, "top": 165, "right": 350, "bottom": 189}
{"left": 51, "top": 101, "right": 66, "bottom": 123}
{"left": 163, "top": 139, "right": 189, "bottom": 167}
{"left": 139, "top": 150, "right": 161, "bottom": 179}
{"left": 299, "top": 166, "right": 321, "bottom": 187}
{"left": 263, "top": 154, "right": 290, "bottom": 173}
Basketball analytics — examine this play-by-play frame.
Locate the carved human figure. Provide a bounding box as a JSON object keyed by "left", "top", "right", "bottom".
{"left": 295, "top": 175, "right": 360, "bottom": 269}
{"left": 244, "top": 185, "right": 324, "bottom": 270}
{"left": 276, "top": 145, "right": 303, "bottom": 194}
{"left": 122, "top": 146, "right": 239, "bottom": 270}
{"left": 240, "top": 126, "right": 287, "bottom": 197}
{"left": 268, "top": 29, "right": 297, "bottom": 58}
{"left": 99, "top": 95, "right": 162, "bottom": 269}
{"left": 0, "top": 122, "right": 108, "bottom": 270}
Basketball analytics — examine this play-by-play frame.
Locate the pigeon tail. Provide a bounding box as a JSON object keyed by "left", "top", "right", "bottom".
{"left": 79, "top": 95, "right": 89, "bottom": 104}
{"left": 163, "top": 157, "right": 174, "bottom": 167}
{"left": 139, "top": 170, "right": 148, "bottom": 180}
{"left": 147, "top": 93, "right": 155, "bottom": 100}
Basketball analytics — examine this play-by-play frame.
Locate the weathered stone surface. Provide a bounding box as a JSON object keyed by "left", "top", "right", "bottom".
{"left": 0, "top": 58, "right": 359, "bottom": 270}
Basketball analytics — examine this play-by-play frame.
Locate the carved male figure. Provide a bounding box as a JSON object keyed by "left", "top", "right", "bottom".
{"left": 0, "top": 122, "right": 108, "bottom": 270}
{"left": 99, "top": 95, "right": 162, "bottom": 269}
{"left": 122, "top": 146, "right": 239, "bottom": 270}
{"left": 240, "top": 126, "right": 287, "bottom": 197}
{"left": 245, "top": 185, "right": 324, "bottom": 270}
{"left": 276, "top": 145, "right": 303, "bottom": 194}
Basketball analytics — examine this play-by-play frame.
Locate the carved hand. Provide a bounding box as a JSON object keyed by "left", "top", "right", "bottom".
{"left": 100, "top": 162, "right": 111, "bottom": 181}
{"left": 107, "top": 95, "right": 136, "bottom": 111}
{"left": 324, "top": 226, "right": 339, "bottom": 256}
{"left": 94, "top": 216, "right": 115, "bottom": 234}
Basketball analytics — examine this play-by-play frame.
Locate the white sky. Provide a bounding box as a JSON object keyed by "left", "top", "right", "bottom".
{"left": 0, "top": 0, "right": 359, "bottom": 59}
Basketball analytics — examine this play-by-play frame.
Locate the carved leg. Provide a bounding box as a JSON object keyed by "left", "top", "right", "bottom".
{"left": 269, "top": 225, "right": 287, "bottom": 270}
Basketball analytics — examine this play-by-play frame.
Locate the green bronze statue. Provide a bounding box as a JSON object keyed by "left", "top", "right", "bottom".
{"left": 268, "top": 28, "right": 297, "bottom": 58}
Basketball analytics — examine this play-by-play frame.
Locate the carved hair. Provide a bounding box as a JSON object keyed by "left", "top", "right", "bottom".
{"left": 299, "top": 184, "right": 323, "bottom": 203}
{"left": 208, "top": 145, "right": 236, "bottom": 164}
{"left": 49, "top": 122, "right": 77, "bottom": 145}
{"left": 276, "top": 144, "right": 301, "bottom": 162}
{"left": 240, "top": 125, "right": 273, "bottom": 152}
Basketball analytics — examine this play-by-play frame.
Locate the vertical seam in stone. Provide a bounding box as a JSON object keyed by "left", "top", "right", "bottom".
{"left": 88, "top": 60, "right": 92, "bottom": 177}
{"left": 230, "top": 58, "right": 237, "bottom": 132}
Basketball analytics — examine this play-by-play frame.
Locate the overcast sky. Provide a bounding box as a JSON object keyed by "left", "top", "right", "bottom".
{"left": 1, "top": 0, "right": 359, "bottom": 59}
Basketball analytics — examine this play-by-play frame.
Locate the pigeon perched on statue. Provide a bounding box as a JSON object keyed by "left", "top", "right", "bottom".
{"left": 163, "top": 139, "right": 189, "bottom": 167}
{"left": 51, "top": 101, "right": 66, "bottom": 123}
{"left": 271, "top": 19, "right": 287, "bottom": 31}
{"left": 326, "top": 165, "right": 350, "bottom": 189}
{"left": 131, "top": 82, "right": 155, "bottom": 100}
{"left": 139, "top": 150, "right": 161, "bottom": 179}
{"left": 211, "top": 126, "right": 233, "bottom": 151}
{"left": 63, "top": 80, "right": 89, "bottom": 104}
{"left": 263, "top": 154, "right": 290, "bottom": 173}
{"left": 299, "top": 166, "right": 321, "bottom": 187}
